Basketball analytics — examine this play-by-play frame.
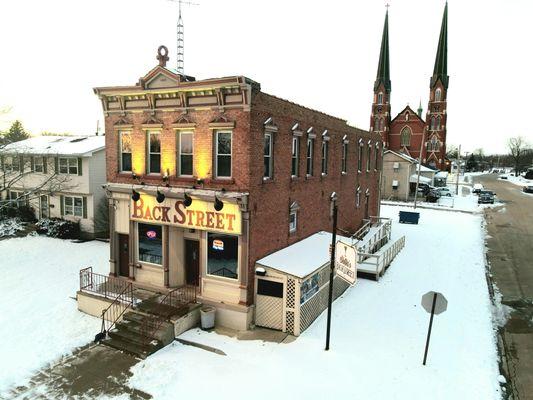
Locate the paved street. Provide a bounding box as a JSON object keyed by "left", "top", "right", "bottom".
{"left": 476, "top": 174, "right": 533, "bottom": 400}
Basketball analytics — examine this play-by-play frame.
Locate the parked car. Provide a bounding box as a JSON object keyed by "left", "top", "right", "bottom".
{"left": 499, "top": 175, "right": 508, "bottom": 180}
{"left": 426, "top": 189, "right": 441, "bottom": 203}
{"left": 473, "top": 183, "right": 483, "bottom": 194}
{"left": 478, "top": 190, "right": 495, "bottom": 204}
{"left": 523, "top": 185, "right": 533, "bottom": 194}
{"left": 436, "top": 187, "right": 453, "bottom": 197}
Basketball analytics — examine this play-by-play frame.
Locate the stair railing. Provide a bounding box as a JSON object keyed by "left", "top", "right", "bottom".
{"left": 95, "top": 281, "right": 134, "bottom": 342}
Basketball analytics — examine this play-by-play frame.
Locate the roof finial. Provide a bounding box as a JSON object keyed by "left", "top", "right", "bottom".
{"left": 157, "top": 45, "right": 169, "bottom": 67}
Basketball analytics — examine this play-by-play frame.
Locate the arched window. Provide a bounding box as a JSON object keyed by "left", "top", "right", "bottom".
{"left": 430, "top": 116, "right": 436, "bottom": 131}
{"left": 436, "top": 116, "right": 441, "bottom": 130}
{"left": 435, "top": 88, "right": 442, "bottom": 102}
{"left": 374, "top": 117, "right": 380, "bottom": 131}
{"left": 400, "top": 127, "right": 411, "bottom": 147}
{"left": 405, "top": 112, "right": 409, "bottom": 121}
{"left": 429, "top": 136, "right": 439, "bottom": 151}
{"left": 377, "top": 92, "right": 383, "bottom": 105}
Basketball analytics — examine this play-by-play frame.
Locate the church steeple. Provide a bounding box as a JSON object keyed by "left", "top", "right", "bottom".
{"left": 374, "top": 10, "right": 391, "bottom": 93}
{"left": 417, "top": 100, "right": 423, "bottom": 118}
{"left": 430, "top": 2, "right": 448, "bottom": 89}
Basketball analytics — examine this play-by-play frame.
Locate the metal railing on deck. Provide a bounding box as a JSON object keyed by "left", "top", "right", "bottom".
{"left": 357, "top": 235, "right": 405, "bottom": 281}
{"left": 79, "top": 267, "right": 131, "bottom": 300}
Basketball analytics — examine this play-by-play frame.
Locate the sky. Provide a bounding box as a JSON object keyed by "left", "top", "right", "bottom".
{"left": 0, "top": 0, "right": 531, "bottom": 155}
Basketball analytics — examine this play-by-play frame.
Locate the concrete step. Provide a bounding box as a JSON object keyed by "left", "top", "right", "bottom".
{"left": 108, "top": 326, "right": 157, "bottom": 347}
{"left": 102, "top": 336, "right": 160, "bottom": 359}
{"left": 137, "top": 300, "right": 189, "bottom": 319}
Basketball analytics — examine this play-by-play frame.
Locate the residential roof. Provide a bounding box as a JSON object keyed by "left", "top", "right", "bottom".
{"left": 256, "top": 231, "right": 352, "bottom": 279}
{"left": 384, "top": 150, "right": 437, "bottom": 173}
{"left": 0, "top": 136, "right": 105, "bottom": 156}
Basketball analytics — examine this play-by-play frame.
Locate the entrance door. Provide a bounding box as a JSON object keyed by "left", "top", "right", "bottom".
{"left": 40, "top": 195, "right": 49, "bottom": 219}
{"left": 118, "top": 234, "right": 129, "bottom": 277}
{"left": 184, "top": 239, "right": 200, "bottom": 286}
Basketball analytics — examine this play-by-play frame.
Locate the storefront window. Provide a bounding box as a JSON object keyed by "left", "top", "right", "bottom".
{"left": 138, "top": 223, "right": 163, "bottom": 265}
{"left": 207, "top": 233, "right": 238, "bottom": 279}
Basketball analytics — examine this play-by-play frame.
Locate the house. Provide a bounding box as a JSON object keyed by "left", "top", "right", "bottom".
{"left": 0, "top": 135, "right": 107, "bottom": 237}
{"left": 381, "top": 149, "right": 436, "bottom": 201}
{"left": 78, "top": 45, "right": 382, "bottom": 335}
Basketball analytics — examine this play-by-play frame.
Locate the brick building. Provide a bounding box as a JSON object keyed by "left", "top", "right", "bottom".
{"left": 371, "top": 3, "right": 450, "bottom": 171}
{"left": 90, "top": 46, "right": 381, "bottom": 330}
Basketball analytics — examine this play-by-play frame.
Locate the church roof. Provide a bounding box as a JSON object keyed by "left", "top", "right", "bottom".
{"left": 391, "top": 105, "right": 425, "bottom": 124}
{"left": 374, "top": 10, "right": 391, "bottom": 93}
{"left": 430, "top": 2, "right": 449, "bottom": 89}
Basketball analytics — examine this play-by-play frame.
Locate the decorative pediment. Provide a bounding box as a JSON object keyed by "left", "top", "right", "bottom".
{"left": 171, "top": 114, "right": 196, "bottom": 129}
{"left": 145, "top": 71, "right": 181, "bottom": 90}
{"left": 209, "top": 114, "right": 235, "bottom": 130}
{"left": 290, "top": 201, "right": 300, "bottom": 211}
{"left": 264, "top": 117, "right": 278, "bottom": 133}
{"left": 113, "top": 117, "right": 133, "bottom": 130}
{"left": 141, "top": 115, "right": 163, "bottom": 130}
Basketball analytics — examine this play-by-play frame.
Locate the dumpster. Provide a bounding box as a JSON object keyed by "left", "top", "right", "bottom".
{"left": 399, "top": 211, "right": 420, "bottom": 224}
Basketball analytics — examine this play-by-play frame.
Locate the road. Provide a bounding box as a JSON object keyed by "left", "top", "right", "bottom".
{"left": 475, "top": 174, "right": 533, "bottom": 400}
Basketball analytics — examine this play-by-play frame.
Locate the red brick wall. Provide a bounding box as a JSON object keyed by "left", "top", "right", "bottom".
{"left": 389, "top": 109, "right": 426, "bottom": 160}
{"left": 246, "top": 92, "right": 381, "bottom": 302}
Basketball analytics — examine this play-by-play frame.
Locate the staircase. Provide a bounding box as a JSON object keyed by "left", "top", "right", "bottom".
{"left": 97, "top": 285, "right": 199, "bottom": 359}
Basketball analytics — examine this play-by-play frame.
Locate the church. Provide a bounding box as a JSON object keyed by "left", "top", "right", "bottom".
{"left": 370, "top": 3, "right": 449, "bottom": 171}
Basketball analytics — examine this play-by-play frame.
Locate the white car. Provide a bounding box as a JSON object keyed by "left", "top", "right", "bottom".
{"left": 436, "top": 187, "right": 453, "bottom": 197}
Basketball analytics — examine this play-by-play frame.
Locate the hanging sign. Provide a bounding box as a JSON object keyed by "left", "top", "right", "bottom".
{"left": 131, "top": 194, "right": 242, "bottom": 235}
{"left": 335, "top": 240, "right": 357, "bottom": 286}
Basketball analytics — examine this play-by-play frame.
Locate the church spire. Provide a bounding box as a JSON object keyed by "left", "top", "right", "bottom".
{"left": 417, "top": 100, "right": 423, "bottom": 118}
{"left": 374, "top": 10, "right": 391, "bottom": 93}
{"left": 431, "top": 2, "right": 448, "bottom": 89}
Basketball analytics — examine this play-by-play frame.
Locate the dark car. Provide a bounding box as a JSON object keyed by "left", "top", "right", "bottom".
{"left": 478, "top": 190, "right": 495, "bottom": 204}
{"left": 426, "top": 189, "right": 441, "bottom": 203}
{"left": 523, "top": 185, "right": 533, "bottom": 194}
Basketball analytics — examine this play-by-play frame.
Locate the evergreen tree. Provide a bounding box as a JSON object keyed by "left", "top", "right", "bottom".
{"left": 4, "top": 120, "right": 29, "bottom": 144}
{"left": 466, "top": 153, "right": 478, "bottom": 172}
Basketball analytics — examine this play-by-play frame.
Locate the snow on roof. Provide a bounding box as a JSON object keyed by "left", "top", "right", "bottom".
{"left": 416, "top": 164, "right": 436, "bottom": 173}
{"left": 410, "top": 174, "right": 432, "bottom": 183}
{"left": 435, "top": 171, "right": 449, "bottom": 178}
{"left": 1, "top": 136, "right": 105, "bottom": 156}
{"left": 256, "top": 231, "right": 351, "bottom": 278}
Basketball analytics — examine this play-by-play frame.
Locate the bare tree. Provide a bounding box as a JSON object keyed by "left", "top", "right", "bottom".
{"left": 507, "top": 136, "right": 531, "bottom": 175}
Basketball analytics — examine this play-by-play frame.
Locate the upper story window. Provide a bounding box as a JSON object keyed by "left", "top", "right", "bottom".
{"left": 59, "top": 157, "right": 79, "bottom": 175}
{"left": 405, "top": 112, "right": 409, "bottom": 121}
{"left": 436, "top": 116, "right": 441, "bottom": 130}
{"left": 3, "top": 156, "right": 20, "bottom": 173}
{"left": 306, "top": 138, "right": 314, "bottom": 176}
{"left": 321, "top": 140, "right": 329, "bottom": 176}
{"left": 374, "top": 117, "right": 380, "bottom": 132}
{"left": 342, "top": 142, "right": 348, "bottom": 174}
{"left": 33, "top": 156, "right": 45, "bottom": 173}
{"left": 377, "top": 92, "right": 384, "bottom": 105}
{"left": 428, "top": 136, "right": 440, "bottom": 152}
{"left": 119, "top": 131, "right": 132, "bottom": 173}
{"left": 291, "top": 136, "right": 299, "bottom": 177}
{"left": 263, "top": 132, "right": 273, "bottom": 179}
{"left": 178, "top": 131, "right": 193, "bottom": 176}
{"left": 147, "top": 131, "right": 161, "bottom": 174}
{"left": 358, "top": 141, "right": 363, "bottom": 172}
{"left": 435, "top": 88, "right": 442, "bottom": 102}
{"left": 366, "top": 143, "right": 372, "bottom": 172}
{"left": 356, "top": 186, "right": 361, "bottom": 208}
{"left": 400, "top": 127, "right": 411, "bottom": 147}
{"left": 215, "top": 131, "right": 232, "bottom": 178}
{"left": 375, "top": 143, "right": 380, "bottom": 170}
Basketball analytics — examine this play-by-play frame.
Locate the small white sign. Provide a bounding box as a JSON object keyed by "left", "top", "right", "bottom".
{"left": 335, "top": 241, "right": 357, "bottom": 286}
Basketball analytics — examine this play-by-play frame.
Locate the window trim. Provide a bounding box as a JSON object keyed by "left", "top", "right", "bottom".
{"left": 291, "top": 136, "right": 299, "bottom": 177}
{"left": 137, "top": 222, "right": 164, "bottom": 267}
{"left": 400, "top": 126, "right": 412, "bottom": 147}
{"left": 321, "top": 141, "right": 329, "bottom": 176}
{"left": 147, "top": 130, "right": 161, "bottom": 175}
{"left": 178, "top": 130, "right": 194, "bottom": 177}
{"left": 306, "top": 138, "right": 314, "bottom": 177}
{"left": 358, "top": 142, "right": 363, "bottom": 173}
{"left": 289, "top": 210, "right": 298, "bottom": 233}
{"left": 119, "top": 131, "right": 133, "bottom": 173}
{"left": 342, "top": 142, "right": 348, "bottom": 174}
{"left": 59, "top": 157, "right": 78, "bottom": 175}
{"left": 63, "top": 195, "right": 84, "bottom": 217}
{"left": 263, "top": 132, "right": 273, "bottom": 180}
{"left": 366, "top": 144, "right": 372, "bottom": 172}
{"left": 215, "top": 130, "right": 233, "bottom": 179}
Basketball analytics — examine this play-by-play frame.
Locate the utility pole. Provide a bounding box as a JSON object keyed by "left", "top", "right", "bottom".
{"left": 325, "top": 192, "right": 338, "bottom": 351}
{"left": 413, "top": 129, "right": 427, "bottom": 209}
{"left": 455, "top": 144, "right": 461, "bottom": 195}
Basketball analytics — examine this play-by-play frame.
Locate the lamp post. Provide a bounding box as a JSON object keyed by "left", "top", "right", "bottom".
{"left": 325, "top": 192, "right": 338, "bottom": 351}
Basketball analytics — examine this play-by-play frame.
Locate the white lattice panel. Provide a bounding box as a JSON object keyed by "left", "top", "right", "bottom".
{"left": 255, "top": 295, "right": 283, "bottom": 330}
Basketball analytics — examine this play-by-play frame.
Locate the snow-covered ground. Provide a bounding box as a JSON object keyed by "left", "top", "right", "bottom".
{"left": 0, "top": 236, "right": 108, "bottom": 396}
{"left": 500, "top": 174, "right": 532, "bottom": 188}
{"left": 123, "top": 206, "right": 502, "bottom": 400}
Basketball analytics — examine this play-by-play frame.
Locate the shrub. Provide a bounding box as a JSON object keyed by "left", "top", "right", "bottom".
{"left": 0, "top": 205, "right": 36, "bottom": 222}
{"left": 36, "top": 218, "right": 80, "bottom": 239}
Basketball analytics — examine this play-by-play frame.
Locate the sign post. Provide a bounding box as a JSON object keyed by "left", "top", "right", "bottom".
{"left": 325, "top": 193, "right": 338, "bottom": 351}
{"left": 421, "top": 291, "right": 448, "bottom": 365}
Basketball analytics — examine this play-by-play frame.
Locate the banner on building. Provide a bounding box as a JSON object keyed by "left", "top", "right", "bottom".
{"left": 131, "top": 194, "right": 242, "bottom": 235}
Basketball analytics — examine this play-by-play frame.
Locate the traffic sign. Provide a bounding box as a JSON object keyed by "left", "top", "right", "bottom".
{"left": 421, "top": 291, "right": 448, "bottom": 315}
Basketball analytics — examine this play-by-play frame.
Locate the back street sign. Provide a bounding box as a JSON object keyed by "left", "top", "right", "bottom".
{"left": 335, "top": 241, "right": 357, "bottom": 286}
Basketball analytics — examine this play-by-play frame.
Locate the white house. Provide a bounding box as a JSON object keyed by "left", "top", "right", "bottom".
{"left": 0, "top": 136, "right": 107, "bottom": 237}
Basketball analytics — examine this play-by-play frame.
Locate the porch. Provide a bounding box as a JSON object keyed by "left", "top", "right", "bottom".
{"left": 77, "top": 267, "right": 201, "bottom": 358}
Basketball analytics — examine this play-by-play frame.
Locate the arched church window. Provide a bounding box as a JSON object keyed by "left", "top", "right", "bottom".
{"left": 400, "top": 127, "right": 411, "bottom": 147}
{"left": 405, "top": 113, "right": 409, "bottom": 121}
{"left": 435, "top": 88, "right": 442, "bottom": 102}
{"left": 377, "top": 92, "right": 383, "bottom": 105}
{"left": 430, "top": 116, "right": 436, "bottom": 131}
{"left": 374, "top": 117, "right": 379, "bottom": 131}
{"left": 429, "top": 136, "right": 439, "bottom": 151}
{"left": 436, "top": 116, "right": 441, "bottom": 130}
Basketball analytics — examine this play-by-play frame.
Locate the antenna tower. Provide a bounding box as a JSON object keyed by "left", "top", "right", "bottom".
{"left": 168, "top": 0, "right": 198, "bottom": 74}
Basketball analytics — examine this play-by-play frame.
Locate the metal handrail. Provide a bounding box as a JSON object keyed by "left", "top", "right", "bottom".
{"left": 139, "top": 285, "right": 197, "bottom": 347}
{"left": 79, "top": 267, "right": 131, "bottom": 300}
{"left": 95, "top": 281, "right": 134, "bottom": 342}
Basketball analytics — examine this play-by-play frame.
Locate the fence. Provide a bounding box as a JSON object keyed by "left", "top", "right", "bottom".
{"left": 79, "top": 267, "right": 133, "bottom": 300}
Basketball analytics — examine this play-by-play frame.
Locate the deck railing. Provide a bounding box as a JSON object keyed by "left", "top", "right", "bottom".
{"left": 357, "top": 235, "right": 405, "bottom": 281}
{"left": 352, "top": 217, "right": 392, "bottom": 255}
{"left": 79, "top": 267, "right": 131, "bottom": 300}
